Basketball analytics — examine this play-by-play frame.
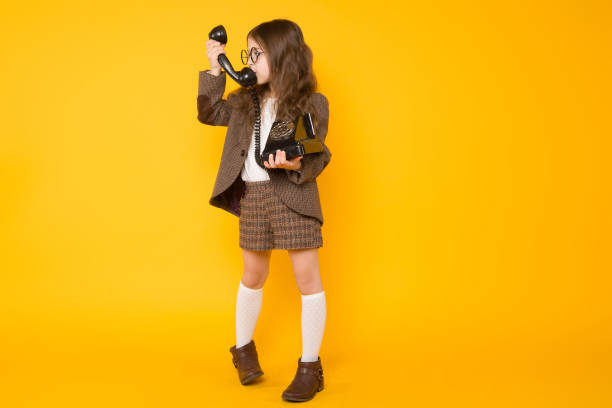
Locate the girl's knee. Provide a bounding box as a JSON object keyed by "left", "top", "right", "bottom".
{"left": 295, "top": 272, "right": 323, "bottom": 295}
{"left": 241, "top": 274, "right": 266, "bottom": 290}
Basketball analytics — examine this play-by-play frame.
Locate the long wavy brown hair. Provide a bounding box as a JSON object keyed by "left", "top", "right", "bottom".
{"left": 226, "top": 19, "right": 320, "bottom": 129}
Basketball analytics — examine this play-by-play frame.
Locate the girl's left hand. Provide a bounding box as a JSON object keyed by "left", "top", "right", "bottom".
{"left": 264, "top": 149, "right": 303, "bottom": 170}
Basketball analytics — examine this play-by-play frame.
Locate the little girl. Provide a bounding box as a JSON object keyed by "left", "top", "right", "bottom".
{"left": 197, "top": 19, "right": 331, "bottom": 402}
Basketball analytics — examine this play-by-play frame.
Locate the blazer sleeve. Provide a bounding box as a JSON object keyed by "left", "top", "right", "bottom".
{"left": 197, "top": 69, "right": 232, "bottom": 127}
{"left": 284, "top": 93, "right": 332, "bottom": 184}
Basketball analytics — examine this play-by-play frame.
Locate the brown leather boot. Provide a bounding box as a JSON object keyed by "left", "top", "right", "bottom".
{"left": 281, "top": 356, "right": 324, "bottom": 402}
{"left": 229, "top": 339, "right": 264, "bottom": 385}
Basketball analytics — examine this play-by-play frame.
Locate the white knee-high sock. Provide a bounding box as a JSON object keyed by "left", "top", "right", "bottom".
{"left": 300, "top": 290, "right": 327, "bottom": 362}
{"left": 236, "top": 280, "right": 263, "bottom": 348}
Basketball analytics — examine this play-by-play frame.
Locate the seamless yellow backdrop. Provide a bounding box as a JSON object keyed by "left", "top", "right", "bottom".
{"left": 1, "top": 1, "right": 610, "bottom": 407}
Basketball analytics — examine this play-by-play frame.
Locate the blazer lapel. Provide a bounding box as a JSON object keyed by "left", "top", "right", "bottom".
{"left": 238, "top": 104, "right": 254, "bottom": 150}
{"left": 239, "top": 114, "right": 252, "bottom": 150}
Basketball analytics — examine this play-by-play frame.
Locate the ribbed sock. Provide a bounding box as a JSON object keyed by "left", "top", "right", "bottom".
{"left": 300, "top": 290, "right": 327, "bottom": 362}
{"left": 235, "top": 280, "right": 263, "bottom": 348}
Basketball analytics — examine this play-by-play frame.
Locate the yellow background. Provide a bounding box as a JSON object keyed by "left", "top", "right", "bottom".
{"left": 1, "top": 0, "right": 610, "bottom": 406}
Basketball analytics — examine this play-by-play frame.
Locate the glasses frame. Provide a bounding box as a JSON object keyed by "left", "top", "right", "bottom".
{"left": 241, "top": 47, "right": 264, "bottom": 65}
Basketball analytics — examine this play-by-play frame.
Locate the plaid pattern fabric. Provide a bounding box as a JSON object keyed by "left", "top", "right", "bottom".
{"left": 239, "top": 180, "right": 323, "bottom": 251}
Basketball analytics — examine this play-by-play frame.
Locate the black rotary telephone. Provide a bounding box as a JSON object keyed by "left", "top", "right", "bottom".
{"left": 208, "top": 25, "right": 324, "bottom": 170}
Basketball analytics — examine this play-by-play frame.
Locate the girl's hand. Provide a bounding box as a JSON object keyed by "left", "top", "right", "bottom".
{"left": 264, "top": 150, "right": 303, "bottom": 170}
{"left": 205, "top": 39, "right": 226, "bottom": 72}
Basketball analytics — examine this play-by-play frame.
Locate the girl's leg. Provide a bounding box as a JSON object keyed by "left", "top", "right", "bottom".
{"left": 241, "top": 248, "right": 272, "bottom": 289}
{"left": 235, "top": 248, "right": 271, "bottom": 348}
{"left": 288, "top": 248, "right": 326, "bottom": 362}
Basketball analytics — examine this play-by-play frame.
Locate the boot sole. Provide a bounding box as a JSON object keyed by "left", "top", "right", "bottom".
{"left": 281, "top": 385, "right": 324, "bottom": 401}
{"left": 241, "top": 370, "right": 264, "bottom": 385}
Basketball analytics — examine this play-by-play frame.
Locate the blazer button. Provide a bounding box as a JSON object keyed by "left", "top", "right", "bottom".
{"left": 240, "top": 149, "right": 245, "bottom": 156}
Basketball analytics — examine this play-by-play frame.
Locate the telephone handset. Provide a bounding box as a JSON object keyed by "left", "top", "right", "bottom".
{"left": 208, "top": 25, "right": 257, "bottom": 87}
{"left": 208, "top": 25, "right": 324, "bottom": 169}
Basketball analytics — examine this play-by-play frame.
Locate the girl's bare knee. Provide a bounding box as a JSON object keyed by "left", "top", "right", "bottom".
{"left": 293, "top": 267, "right": 323, "bottom": 294}
{"left": 288, "top": 248, "right": 323, "bottom": 294}
{"left": 241, "top": 273, "right": 266, "bottom": 289}
{"left": 241, "top": 249, "right": 271, "bottom": 289}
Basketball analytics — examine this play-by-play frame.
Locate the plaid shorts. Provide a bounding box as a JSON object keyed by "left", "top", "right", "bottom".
{"left": 239, "top": 180, "right": 323, "bottom": 251}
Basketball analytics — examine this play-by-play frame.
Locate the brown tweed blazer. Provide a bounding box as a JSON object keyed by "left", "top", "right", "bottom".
{"left": 197, "top": 69, "right": 332, "bottom": 225}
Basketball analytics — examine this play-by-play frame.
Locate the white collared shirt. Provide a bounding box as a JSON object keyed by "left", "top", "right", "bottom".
{"left": 241, "top": 97, "right": 277, "bottom": 182}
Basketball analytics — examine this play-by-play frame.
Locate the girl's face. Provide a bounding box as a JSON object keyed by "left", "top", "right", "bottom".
{"left": 246, "top": 37, "right": 271, "bottom": 86}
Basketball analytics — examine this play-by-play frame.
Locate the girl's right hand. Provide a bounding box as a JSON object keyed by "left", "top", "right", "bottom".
{"left": 206, "top": 39, "right": 226, "bottom": 72}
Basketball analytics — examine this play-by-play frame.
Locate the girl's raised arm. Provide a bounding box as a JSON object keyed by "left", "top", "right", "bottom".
{"left": 197, "top": 69, "right": 232, "bottom": 127}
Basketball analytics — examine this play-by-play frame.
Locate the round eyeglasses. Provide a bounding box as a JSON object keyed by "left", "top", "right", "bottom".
{"left": 241, "top": 47, "right": 264, "bottom": 65}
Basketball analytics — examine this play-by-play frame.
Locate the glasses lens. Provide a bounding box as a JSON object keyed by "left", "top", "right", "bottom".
{"left": 241, "top": 49, "right": 248, "bottom": 65}
{"left": 250, "top": 48, "right": 259, "bottom": 64}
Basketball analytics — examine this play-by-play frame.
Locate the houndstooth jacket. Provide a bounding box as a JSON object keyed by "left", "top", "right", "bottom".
{"left": 196, "top": 69, "right": 332, "bottom": 225}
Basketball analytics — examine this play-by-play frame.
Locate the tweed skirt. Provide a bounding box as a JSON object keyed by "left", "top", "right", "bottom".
{"left": 238, "top": 179, "right": 323, "bottom": 251}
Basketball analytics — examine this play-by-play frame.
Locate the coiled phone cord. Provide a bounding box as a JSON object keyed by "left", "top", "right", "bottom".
{"left": 247, "top": 86, "right": 268, "bottom": 171}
